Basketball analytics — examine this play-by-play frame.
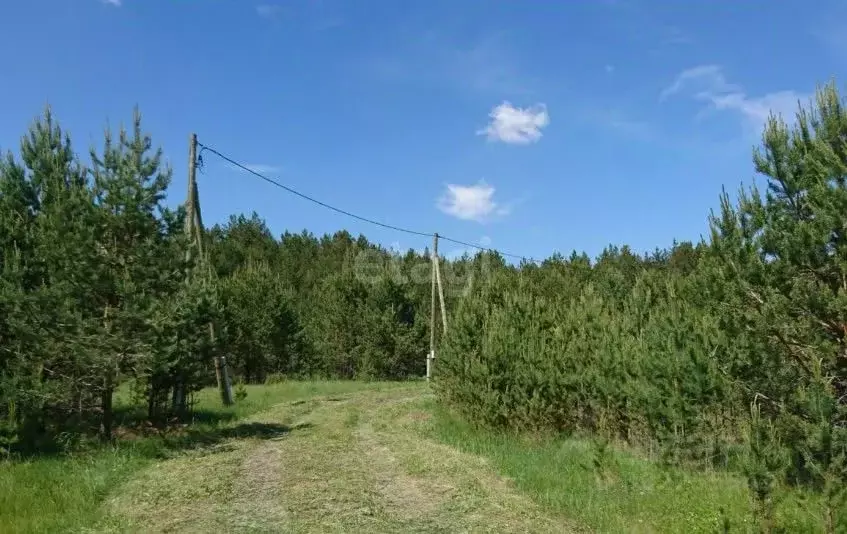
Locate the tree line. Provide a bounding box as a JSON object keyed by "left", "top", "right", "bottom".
{"left": 0, "top": 108, "right": 441, "bottom": 452}
{"left": 436, "top": 83, "right": 847, "bottom": 531}
{"left": 2, "top": 82, "right": 845, "bottom": 530}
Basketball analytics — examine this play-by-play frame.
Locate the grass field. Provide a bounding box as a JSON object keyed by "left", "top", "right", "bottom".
{"left": 426, "top": 402, "right": 827, "bottom": 533}
{"left": 0, "top": 381, "right": 827, "bottom": 533}
{"left": 0, "top": 381, "right": 409, "bottom": 534}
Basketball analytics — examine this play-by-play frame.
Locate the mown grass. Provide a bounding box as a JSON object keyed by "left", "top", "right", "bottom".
{"left": 101, "top": 383, "right": 566, "bottom": 533}
{"left": 0, "top": 380, "right": 415, "bottom": 534}
{"left": 3, "top": 382, "right": 830, "bottom": 533}
{"left": 425, "top": 400, "right": 828, "bottom": 533}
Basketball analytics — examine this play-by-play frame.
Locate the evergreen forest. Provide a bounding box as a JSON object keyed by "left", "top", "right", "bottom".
{"left": 2, "top": 83, "right": 847, "bottom": 531}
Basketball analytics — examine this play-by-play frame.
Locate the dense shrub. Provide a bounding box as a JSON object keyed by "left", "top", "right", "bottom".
{"left": 436, "top": 83, "right": 847, "bottom": 530}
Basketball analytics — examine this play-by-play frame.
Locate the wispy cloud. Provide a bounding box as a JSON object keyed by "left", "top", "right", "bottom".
{"left": 477, "top": 102, "right": 549, "bottom": 145}
{"left": 256, "top": 2, "right": 343, "bottom": 29}
{"left": 659, "top": 65, "right": 738, "bottom": 101}
{"left": 661, "top": 65, "right": 806, "bottom": 132}
{"left": 437, "top": 181, "right": 509, "bottom": 222}
{"left": 362, "top": 31, "right": 535, "bottom": 98}
{"left": 590, "top": 108, "right": 655, "bottom": 141}
{"left": 599, "top": 1, "right": 694, "bottom": 51}
{"left": 229, "top": 163, "right": 282, "bottom": 175}
{"left": 256, "top": 4, "right": 283, "bottom": 19}
{"left": 301, "top": 0, "right": 344, "bottom": 30}
{"left": 661, "top": 26, "right": 693, "bottom": 46}
{"left": 246, "top": 163, "right": 282, "bottom": 174}
{"left": 101, "top": 0, "right": 121, "bottom": 6}
{"left": 450, "top": 32, "right": 532, "bottom": 96}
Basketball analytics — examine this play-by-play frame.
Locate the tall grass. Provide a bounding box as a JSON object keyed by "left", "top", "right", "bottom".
{"left": 426, "top": 401, "right": 826, "bottom": 533}
{"left": 0, "top": 449, "right": 146, "bottom": 533}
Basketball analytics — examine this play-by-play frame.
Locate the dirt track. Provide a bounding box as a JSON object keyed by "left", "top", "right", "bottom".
{"left": 99, "top": 385, "right": 573, "bottom": 533}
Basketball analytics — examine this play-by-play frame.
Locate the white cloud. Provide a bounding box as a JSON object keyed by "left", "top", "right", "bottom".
{"left": 660, "top": 65, "right": 805, "bottom": 131}
{"left": 437, "top": 181, "right": 509, "bottom": 222}
{"left": 256, "top": 4, "right": 282, "bottom": 19}
{"left": 477, "top": 102, "right": 549, "bottom": 144}
{"left": 102, "top": 0, "right": 121, "bottom": 6}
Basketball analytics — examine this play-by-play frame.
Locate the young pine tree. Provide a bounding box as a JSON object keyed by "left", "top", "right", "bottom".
{"left": 89, "top": 108, "right": 176, "bottom": 441}
{"left": 219, "top": 262, "right": 307, "bottom": 382}
{"left": 2, "top": 109, "right": 104, "bottom": 450}
{"left": 711, "top": 82, "right": 847, "bottom": 531}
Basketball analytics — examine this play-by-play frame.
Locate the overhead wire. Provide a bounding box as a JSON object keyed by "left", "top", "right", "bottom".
{"left": 197, "top": 141, "right": 543, "bottom": 264}
{"left": 437, "top": 235, "right": 540, "bottom": 264}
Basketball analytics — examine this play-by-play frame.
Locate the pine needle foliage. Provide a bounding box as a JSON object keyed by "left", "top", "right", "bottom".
{"left": 436, "top": 82, "right": 847, "bottom": 531}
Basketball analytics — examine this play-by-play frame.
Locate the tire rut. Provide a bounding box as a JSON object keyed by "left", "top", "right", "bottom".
{"left": 97, "top": 386, "right": 576, "bottom": 533}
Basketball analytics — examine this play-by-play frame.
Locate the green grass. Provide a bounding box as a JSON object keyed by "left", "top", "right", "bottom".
{"left": 424, "top": 400, "right": 828, "bottom": 533}
{"left": 0, "top": 380, "right": 415, "bottom": 534}
{"left": 2, "top": 382, "right": 831, "bottom": 533}
{"left": 100, "top": 383, "right": 569, "bottom": 533}
{"left": 0, "top": 449, "right": 147, "bottom": 533}
{"left": 189, "top": 379, "right": 417, "bottom": 422}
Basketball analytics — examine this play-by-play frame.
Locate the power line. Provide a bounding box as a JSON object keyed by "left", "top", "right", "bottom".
{"left": 197, "top": 143, "right": 432, "bottom": 238}
{"left": 437, "top": 235, "right": 540, "bottom": 264}
{"left": 196, "top": 141, "right": 542, "bottom": 264}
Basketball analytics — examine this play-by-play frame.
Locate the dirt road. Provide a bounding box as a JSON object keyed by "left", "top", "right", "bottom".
{"left": 98, "top": 385, "right": 573, "bottom": 533}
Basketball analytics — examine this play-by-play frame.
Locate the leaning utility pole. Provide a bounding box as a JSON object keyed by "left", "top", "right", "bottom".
{"left": 428, "top": 234, "right": 437, "bottom": 381}
{"left": 427, "top": 233, "right": 448, "bottom": 381}
{"left": 187, "top": 133, "right": 233, "bottom": 406}
{"left": 434, "top": 235, "right": 448, "bottom": 333}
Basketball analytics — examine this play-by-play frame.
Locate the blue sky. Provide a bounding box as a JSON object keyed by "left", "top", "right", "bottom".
{"left": 1, "top": 0, "right": 844, "bottom": 261}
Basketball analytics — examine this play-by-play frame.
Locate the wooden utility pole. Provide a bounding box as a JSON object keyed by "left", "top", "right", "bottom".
{"left": 434, "top": 240, "right": 448, "bottom": 334}
{"left": 428, "top": 234, "right": 438, "bottom": 381}
{"left": 186, "top": 134, "right": 204, "bottom": 260}
{"left": 427, "top": 233, "right": 449, "bottom": 381}
{"left": 188, "top": 133, "right": 233, "bottom": 406}
{"left": 209, "top": 318, "right": 233, "bottom": 407}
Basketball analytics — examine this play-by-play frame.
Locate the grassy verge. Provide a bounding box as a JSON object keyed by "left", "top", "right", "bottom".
{"left": 0, "top": 380, "right": 414, "bottom": 534}
{"left": 424, "top": 399, "right": 826, "bottom": 533}
{"left": 0, "top": 448, "right": 147, "bottom": 533}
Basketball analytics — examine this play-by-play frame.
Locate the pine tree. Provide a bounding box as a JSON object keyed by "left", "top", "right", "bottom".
{"left": 88, "top": 108, "right": 174, "bottom": 441}
{"left": 147, "top": 272, "right": 220, "bottom": 420}
{"left": 219, "top": 262, "right": 307, "bottom": 382}
{"left": 710, "top": 82, "right": 847, "bottom": 530}
{"left": 208, "top": 213, "right": 279, "bottom": 277}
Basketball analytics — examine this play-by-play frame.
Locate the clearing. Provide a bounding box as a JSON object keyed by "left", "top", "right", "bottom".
{"left": 95, "top": 383, "right": 572, "bottom": 533}
{"left": 7, "top": 381, "right": 820, "bottom": 533}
